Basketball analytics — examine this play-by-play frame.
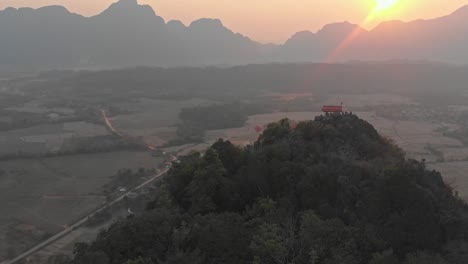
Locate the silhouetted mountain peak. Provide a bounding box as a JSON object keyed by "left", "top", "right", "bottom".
{"left": 1, "top": 7, "right": 16, "bottom": 13}
{"left": 94, "top": 0, "right": 167, "bottom": 28}
{"left": 167, "top": 20, "right": 187, "bottom": 35}
{"left": 2, "top": 2, "right": 468, "bottom": 68}
{"left": 34, "top": 5, "right": 77, "bottom": 18}
{"left": 36, "top": 5, "right": 70, "bottom": 13}
{"left": 115, "top": 0, "right": 138, "bottom": 6}
{"left": 167, "top": 20, "right": 186, "bottom": 29}
{"left": 451, "top": 4, "right": 468, "bottom": 16}
{"left": 290, "top": 31, "right": 315, "bottom": 38}
{"left": 0, "top": 7, "right": 27, "bottom": 16}
{"left": 0, "top": 5, "right": 77, "bottom": 19}
{"left": 188, "top": 18, "right": 234, "bottom": 38}
{"left": 373, "top": 20, "right": 407, "bottom": 32}
{"left": 285, "top": 31, "right": 316, "bottom": 46}
{"left": 0, "top": 5, "right": 70, "bottom": 14}
{"left": 189, "top": 18, "right": 224, "bottom": 30}
{"left": 100, "top": 0, "right": 157, "bottom": 18}
{"left": 318, "top": 21, "right": 365, "bottom": 36}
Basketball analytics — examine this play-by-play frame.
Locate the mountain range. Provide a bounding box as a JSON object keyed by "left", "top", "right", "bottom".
{"left": 1, "top": 0, "right": 468, "bottom": 71}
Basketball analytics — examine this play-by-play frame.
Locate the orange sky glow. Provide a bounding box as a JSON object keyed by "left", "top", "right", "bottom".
{"left": 1, "top": 0, "right": 467, "bottom": 43}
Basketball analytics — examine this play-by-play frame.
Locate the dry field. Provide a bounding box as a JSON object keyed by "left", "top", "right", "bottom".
{"left": 6, "top": 100, "right": 75, "bottom": 115}
{"left": 111, "top": 98, "right": 214, "bottom": 145}
{"left": 0, "top": 122, "right": 110, "bottom": 155}
{"left": 0, "top": 151, "right": 162, "bottom": 261}
{"left": 112, "top": 98, "right": 214, "bottom": 130}
{"left": 263, "top": 92, "right": 315, "bottom": 101}
{"left": 322, "top": 93, "right": 416, "bottom": 107}
{"left": 124, "top": 127, "right": 178, "bottom": 147}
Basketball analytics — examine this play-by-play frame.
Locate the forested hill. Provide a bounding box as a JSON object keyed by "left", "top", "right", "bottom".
{"left": 70, "top": 114, "right": 468, "bottom": 264}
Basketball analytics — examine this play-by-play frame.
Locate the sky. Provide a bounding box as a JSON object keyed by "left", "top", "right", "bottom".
{"left": 1, "top": 0, "right": 468, "bottom": 43}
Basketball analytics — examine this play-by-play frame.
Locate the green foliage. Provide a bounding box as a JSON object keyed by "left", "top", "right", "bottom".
{"left": 189, "top": 213, "right": 251, "bottom": 264}
{"left": 69, "top": 114, "right": 468, "bottom": 264}
{"left": 404, "top": 252, "right": 449, "bottom": 264}
{"left": 123, "top": 257, "right": 154, "bottom": 264}
{"left": 443, "top": 241, "right": 468, "bottom": 264}
{"left": 250, "top": 223, "right": 289, "bottom": 264}
{"left": 179, "top": 103, "right": 248, "bottom": 131}
{"left": 299, "top": 211, "right": 362, "bottom": 264}
{"left": 369, "top": 251, "right": 400, "bottom": 264}
{"left": 170, "top": 103, "right": 255, "bottom": 145}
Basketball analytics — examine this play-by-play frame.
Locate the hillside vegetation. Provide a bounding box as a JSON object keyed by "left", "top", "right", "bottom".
{"left": 69, "top": 114, "right": 468, "bottom": 264}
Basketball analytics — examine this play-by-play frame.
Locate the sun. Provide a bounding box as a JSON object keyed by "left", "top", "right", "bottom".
{"left": 376, "top": 0, "right": 399, "bottom": 11}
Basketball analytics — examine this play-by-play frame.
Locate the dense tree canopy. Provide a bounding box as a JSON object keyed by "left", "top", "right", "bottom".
{"left": 171, "top": 103, "right": 268, "bottom": 145}
{"left": 70, "top": 113, "right": 468, "bottom": 264}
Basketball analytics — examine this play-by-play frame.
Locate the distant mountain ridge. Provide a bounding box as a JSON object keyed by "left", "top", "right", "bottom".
{"left": 1, "top": 0, "right": 468, "bottom": 70}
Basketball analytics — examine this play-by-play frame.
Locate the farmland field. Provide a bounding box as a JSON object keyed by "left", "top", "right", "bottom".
{"left": 6, "top": 100, "right": 75, "bottom": 115}
{"left": 3, "top": 71, "right": 468, "bottom": 263}
{"left": 111, "top": 98, "right": 214, "bottom": 145}
{"left": 0, "top": 151, "right": 162, "bottom": 261}
{"left": 123, "top": 127, "right": 178, "bottom": 147}
{"left": 0, "top": 121, "right": 110, "bottom": 156}
{"left": 322, "top": 93, "right": 417, "bottom": 107}
{"left": 112, "top": 98, "right": 214, "bottom": 130}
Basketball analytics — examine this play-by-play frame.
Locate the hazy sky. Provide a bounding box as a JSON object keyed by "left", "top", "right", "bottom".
{"left": 1, "top": 0, "right": 468, "bottom": 43}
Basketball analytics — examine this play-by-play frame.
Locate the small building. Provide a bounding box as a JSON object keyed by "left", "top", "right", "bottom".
{"left": 322, "top": 105, "right": 344, "bottom": 113}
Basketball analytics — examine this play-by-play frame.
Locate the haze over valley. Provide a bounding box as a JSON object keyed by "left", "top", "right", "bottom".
{"left": 2, "top": 1, "right": 468, "bottom": 264}
{"left": 3, "top": 0, "right": 468, "bottom": 71}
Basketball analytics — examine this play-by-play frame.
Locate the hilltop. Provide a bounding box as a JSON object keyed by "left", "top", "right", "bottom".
{"left": 68, "top": 114, "right": 468, "bottom": 264}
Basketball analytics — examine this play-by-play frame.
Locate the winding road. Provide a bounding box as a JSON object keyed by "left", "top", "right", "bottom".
{"left": 101, "top": 109, "right": 123, "bottom": 137}
{"left": 101, "top": 109, "right": 157, "bottom": 150}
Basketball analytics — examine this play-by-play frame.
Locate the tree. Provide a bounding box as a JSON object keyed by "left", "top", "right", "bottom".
{"left": 250, "top": 223, "right": 289, "bottom": 264}
{"left": 123, "top": 257, "right": 154, "bottom": 264}
{"left": 69, "top": 114, "right": 468, "bottom": 264}
{"left": 404, "top": 252, "right": 449, "bottom": 264}
{"left": 369, "top": 251, "right": 400, "bottom": 264}
{"left": 189, "top": 213, "right": 251, "bottom": 264}
{"left": 185, "top": 148, "right": 228, "bottom": 213}
{"left": 299, "top": 211, "right": 361, "bottom": 264}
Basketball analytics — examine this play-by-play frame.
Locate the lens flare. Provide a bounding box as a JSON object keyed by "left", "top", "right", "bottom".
{"left": 376, "top": 0, "right": 399, "bottom": 11}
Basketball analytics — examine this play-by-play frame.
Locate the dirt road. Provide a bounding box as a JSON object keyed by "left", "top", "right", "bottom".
{"left": 101, "top": 109, "right": 157, "bottom": 151}
{"left": 101, "top": 109, "right": 123, "bottom": 137}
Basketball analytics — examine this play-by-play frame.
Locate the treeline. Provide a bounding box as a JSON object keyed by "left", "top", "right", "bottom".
{"left": 40, "top": 64, "right": 468, "bottom": 102}
{"left": 0, "top": 136, "right": 147, "bottom": 161}
{"left": 169, "top": 103, "right": 270, "bottom": 145}
{"left": 103, "top": 168, "right": 156, "bottom": 197}
{"left": 68, "top": 114, "right": 468, "bottom": 264}
{"left": 444, "top": 111, "right": 468, "bottom": 146}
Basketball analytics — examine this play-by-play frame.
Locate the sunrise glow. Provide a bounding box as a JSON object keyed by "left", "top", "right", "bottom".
{"left": 376, "top": 0, "right": 400, "bottom": 11}
{"left": 0, "top": 0, "right": 467, "bottom": 43}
